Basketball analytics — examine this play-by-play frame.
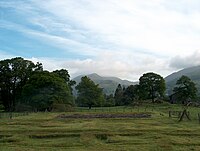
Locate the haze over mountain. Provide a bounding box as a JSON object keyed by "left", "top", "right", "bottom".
{"left": 165, "top": 65, "right": 200, "bottom": 95}
{"left": 73, "top": 73, "right": 137, "bottom": 95}
{"left": 73, "top": 65, "right": 200, "bottom": 96}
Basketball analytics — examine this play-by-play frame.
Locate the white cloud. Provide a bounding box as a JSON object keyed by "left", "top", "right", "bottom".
{"left": 30, "top": 0, "right": 200, "bottom": 56}
{"left": 1, "top": 0, "right": 200, "bottom": 80}
{"left": 28, "top": 51, "right": 172, "bottom": 81}
{"left": 170, "top": 51, "right": 200, "bottom": 69}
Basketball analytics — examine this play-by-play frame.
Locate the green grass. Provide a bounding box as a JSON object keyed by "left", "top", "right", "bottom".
{"left": 1, "top": 103, "right": 200, "bottom": 151}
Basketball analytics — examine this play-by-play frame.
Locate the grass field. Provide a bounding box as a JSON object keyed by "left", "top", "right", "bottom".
{"left": 1, "top": 103, "right": 200, "bottom": 151}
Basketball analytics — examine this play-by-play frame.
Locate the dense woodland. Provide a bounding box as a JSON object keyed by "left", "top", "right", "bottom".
{"left": 0, "top": 57, "right": 198, "bottom": 112}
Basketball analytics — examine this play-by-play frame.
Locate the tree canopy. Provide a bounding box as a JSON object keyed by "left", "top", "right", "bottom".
{"left": 123, "top": 85, "right": 140, "bottom": 105}
{"left": 114, "top": 84, "right": 124, "bottom": 106}
{"left": 0, "top": 57, "right": 76, "bottom": 112}
{"left": 0, "top": 57, "right": 42, "bottom": 111}
{"left": 173, "top": 75, "right": 197, "bottom": 104}
{"left": 21, "top": 71, "right": 74, "bottom": 111}
{"left": 139, "top": 72, "right": 166, "bottom": 102}
{"left": 75, "top": 76, "right": 104, "bottom": 109}
{"left": 53, "top": 69, "right": 76, "bottom": 94}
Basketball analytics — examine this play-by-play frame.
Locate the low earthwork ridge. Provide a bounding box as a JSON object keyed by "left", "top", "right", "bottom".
{"left": 57, "top": 113, "right": 151, "bottom": 119}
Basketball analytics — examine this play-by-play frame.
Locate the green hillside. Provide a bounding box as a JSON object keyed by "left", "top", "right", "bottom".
{"left": 165, "top": 66, "right": 200, "bottom": 95}
{"left": 73, "top": 73, "right": 136, "bottom": 95}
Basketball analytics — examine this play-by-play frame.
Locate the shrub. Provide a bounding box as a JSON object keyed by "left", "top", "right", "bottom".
{"left": 51, "top": 103, "right": 74, "bottom": 112}
{"left": 0, "top": 104, "right": 4, "bottom": 112}
{"left": 15, "top": 103, "right": 32, "bottom": 112}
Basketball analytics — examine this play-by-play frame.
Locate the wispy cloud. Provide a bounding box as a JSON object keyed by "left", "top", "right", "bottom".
{"left": 0, "top": 20, "right": 99, "bottom": 56}
{"left": 170, "top": 51, "right": 200, "bottom": 69}
{"left": 29, "top": 51, "right": 171, "bottom": 81}
{"left": 1, "top": 0, "right": 200, "bottom": 80}
{"left": 30, "top": 0, "right": 200, "bottom": 55}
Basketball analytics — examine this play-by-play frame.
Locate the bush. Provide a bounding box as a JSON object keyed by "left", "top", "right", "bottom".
{"left": 51, "top": 103, "right": 74, "bottom": 112}
{"left": 15, "top": 103, "right": 32, "bottom": 112}
{"left": 0, "top": 104, "right": 4, "bottom": 112}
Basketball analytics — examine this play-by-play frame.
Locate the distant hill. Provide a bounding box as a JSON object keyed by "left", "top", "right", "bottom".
{"left": 73, "top": 73, "right": 137, "bottom": 95}
{"left": 165, "top": 66, "right": 200, "bottom": 95}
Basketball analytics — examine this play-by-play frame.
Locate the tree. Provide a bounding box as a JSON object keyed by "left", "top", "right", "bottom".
{"left": 53, "top": 69, "right": 70, "bottom": 82}
{"left": 123, "top": 85, "right": 140, "bottom": 105}
{"left": 0, "top": 57, "right": 42, "bottom": 111}
{"left": 139, "top": 72, "right": 166, "bottom": 102}
{"left": 104, "top": 94, "right": 115, "bottom": 107}
{"left": 21, "top": 71, "right": 74, "bottom": 111}
{"left": 53, "top": 69, "right": 76, "bottom": 94}
{"left": 75, "top": 76, "right": 104, "bottom": 109}
{"left": 173, "top": 75, "right": 197, "bottom": 104}
{"left": 114, "top": 84, "right": 124, "bottom": 106}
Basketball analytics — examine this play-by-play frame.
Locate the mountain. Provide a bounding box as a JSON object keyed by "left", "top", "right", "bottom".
{"left": 165, "top": 66, "right": 200, "bottom": 95}
{"left": 73, "top": 73, "right": 137, "bottom": 95}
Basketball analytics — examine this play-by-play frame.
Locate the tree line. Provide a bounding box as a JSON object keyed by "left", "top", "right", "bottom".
{"left": 0, "top": 57, "right": 198, "bottom": 112}
{"left": 0, "top": 57, "right": 75, "bottom": 112}
{"left": 112, "top": 74, "right": 197, "bottom": 107}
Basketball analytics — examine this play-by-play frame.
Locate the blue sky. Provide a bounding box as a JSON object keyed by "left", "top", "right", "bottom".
{"left": 1, "top": 0, "right": 200, "bottom": 81}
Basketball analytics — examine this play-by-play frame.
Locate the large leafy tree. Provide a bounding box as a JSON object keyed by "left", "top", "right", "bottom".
{"left": 21, "top": 71, "right": 74, "bottom": 111}
{"left": 114, "top": 84, "right": 124, "bottom": 106}
{"left": 53, "top": 69, "right": 76, "bottom": 94}
{"left": 104, "top": 94, "right": 115, "bottom": 107}
{"left": 139, "top": 72, "right": 166, "bottom": 102}
{"left": 0, "top": 57, "right": 42, "bottom": 111}
{"left": 75, "top": 76, "right": 104, "bottom": 109}
{"left": 123, "top": 85, "right": 140, "bottom": 105}
{"left": 173, "top": 75, "right": 197, "bottom": 104}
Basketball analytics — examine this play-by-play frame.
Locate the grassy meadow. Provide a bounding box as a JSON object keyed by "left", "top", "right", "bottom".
{"left": 1, "top": 103, "right": 200, "bottom": 151}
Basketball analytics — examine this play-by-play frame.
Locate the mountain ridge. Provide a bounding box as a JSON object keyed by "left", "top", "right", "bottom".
{"left": 73, "top": 73, "right": 137, "bottom": 95}
{"left": 73, "top": 65, "right": 200, "bottom": 96}
{"left": 165, "top": 65, "right": 200, "bottom": 95}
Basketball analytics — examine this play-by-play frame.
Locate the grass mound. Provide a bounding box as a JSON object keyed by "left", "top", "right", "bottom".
{"left": 1, "top": 104, "right": 200, "bottom": 150}
{"left": 57, "top": 113, "right": 151, "bottom": 119}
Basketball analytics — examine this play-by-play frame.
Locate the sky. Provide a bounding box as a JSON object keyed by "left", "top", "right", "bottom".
{"left": 1, "top": 0, "right": 200, "bottom": 81}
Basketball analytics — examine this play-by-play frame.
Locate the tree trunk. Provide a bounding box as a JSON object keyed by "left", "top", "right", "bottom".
{"left": 88, "top": 104, "right": 92, "bottom": 110}
{"left": 152, "top": 97, "right": 154, "bottom": 103}
{"left": 151, "top": 94, "right": 155, "bottom": 103}
{"left": 151, "top": 87, "right": 155, "bottom": 103}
